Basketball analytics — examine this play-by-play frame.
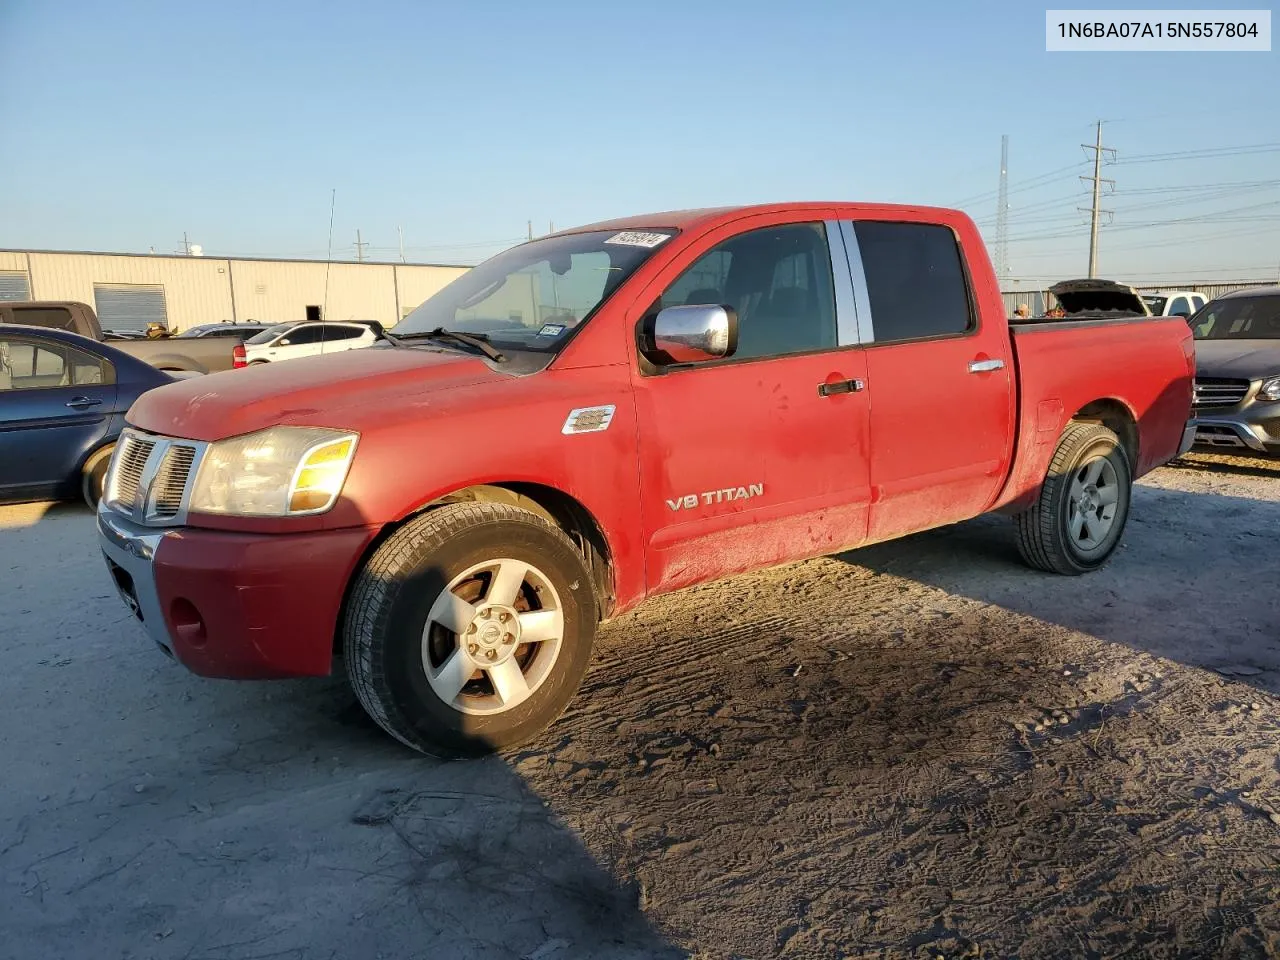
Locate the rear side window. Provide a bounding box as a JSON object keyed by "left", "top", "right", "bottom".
{"left": 10, "top": 306, "right": 75, "bottom": 330}
{"left": 0, "top": 338, "right": 109, "bottom": 389}
{"left": 323, "top": 325, "right": 365, "bottom": 342}
{"left": 853, "top": 222, "right": 973, "bottom": 343}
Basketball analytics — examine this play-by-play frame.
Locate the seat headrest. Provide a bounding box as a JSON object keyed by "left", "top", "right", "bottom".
{"left": 683, "top": 288, "right": 723, "bottom": 306}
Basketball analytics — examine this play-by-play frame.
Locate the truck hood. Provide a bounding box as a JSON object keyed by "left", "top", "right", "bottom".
{"left": 1195, "top": 339, "right": 1280, "bottom": 381}
{"left": 1049, "top": 279, "right": 1149, "bottom": 317}
{"left": 127, "top": 345, "right": 503, "bottom": 441}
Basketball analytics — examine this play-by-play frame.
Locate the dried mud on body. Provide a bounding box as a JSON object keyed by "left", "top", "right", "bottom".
{"left": 2, "top": 452, "right": 1280, "bottom": 959}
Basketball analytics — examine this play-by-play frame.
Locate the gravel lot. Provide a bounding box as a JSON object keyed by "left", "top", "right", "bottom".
{"left": 3, "top": 452, "right": 1280, "bottom": 960}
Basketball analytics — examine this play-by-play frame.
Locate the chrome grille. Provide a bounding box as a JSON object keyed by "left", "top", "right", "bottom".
{"left": 108, "top": 433, "right": 156, "bottom": 508}
{"left": 150, "top": 444, "right": 197, "bottom": 518}
{"left": 1193, "top": 377, "right": 1250, "bottom": 410}
{"left": 102, "top": 429, "right": 206, "bottom": 525}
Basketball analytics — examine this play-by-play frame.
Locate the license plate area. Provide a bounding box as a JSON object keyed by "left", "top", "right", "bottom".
{"left": 105, "top": 557, "right": 144, "bottom": 622}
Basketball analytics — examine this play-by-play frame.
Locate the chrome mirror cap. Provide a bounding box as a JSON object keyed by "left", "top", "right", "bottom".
{"left": 650, "top": 304, "right": 738, "bottom": 364}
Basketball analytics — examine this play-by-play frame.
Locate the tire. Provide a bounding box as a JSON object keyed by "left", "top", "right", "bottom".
{"left": 343, "top": 502, "right": 598, "bottom": 757}
{"left": 1015, "top": 422, "right": 1132, "bottom": 575}
{"left": 81, "top": 443, "right": 115, "bottom": 509}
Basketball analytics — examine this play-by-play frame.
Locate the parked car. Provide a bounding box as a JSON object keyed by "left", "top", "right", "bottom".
{"left": 97, "top": 202, "right": 1194, "bottom": 757}
{"left": 0, "top": 324, "right": 183, "bottom": 507}
{"left": 0, "top": 302, "right": 244, "bottom": 374}
{"left": 242, "top": 320, "right": 380, "bottom": 363}
{"left": 177, "top": 322, "right": 272, "bottom": 341}
{"left": 1143, "top": 290, "right": 1209, "bottom": 319}
{"left": 1187, "top": 286, "right": 1280, "bottom": 454}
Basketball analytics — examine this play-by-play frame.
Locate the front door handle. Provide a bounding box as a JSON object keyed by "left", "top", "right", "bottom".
{"left": 968, "top": 358, "right": 1006, "bottom": 374}
{"left": 65, "top": 396, "right": 103, "bottom": 409}
{"left": 818, "top": 378, "right": 865, "bottom": 397}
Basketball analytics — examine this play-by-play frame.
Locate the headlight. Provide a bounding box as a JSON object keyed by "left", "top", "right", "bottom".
{"left": 1259, "top": 377, "right": 1280, "bottom": 401}
{"left": 189, "top": 426, "right": 358, "bottom": 517}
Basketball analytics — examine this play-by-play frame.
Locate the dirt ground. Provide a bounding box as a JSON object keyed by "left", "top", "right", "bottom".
{"left": 3, "top": 451, "right": 1279, "bottom": 960}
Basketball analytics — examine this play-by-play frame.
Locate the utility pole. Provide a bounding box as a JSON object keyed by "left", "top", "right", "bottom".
{"left": 181, "top": 232, "right": 191, "bottom": 255}
{"left": 354, "top": 229, "right": 368, "bottom": 262}
{"left": 527, "top": 220, "right": 534, "bottom": 241}
{"left": 995, "top": 134, "right": 1009, "bottom": 285}
{"left": 548, "top": 220, "right": 554, "bottom": 235}
{"left": 397, "top": 226, "right": 405, "bottom": 263}
{"left": 1080, "top": 121, "right": 1116, "bottom": 278}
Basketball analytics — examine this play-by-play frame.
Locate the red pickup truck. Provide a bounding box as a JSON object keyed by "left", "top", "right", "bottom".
{"left": 97, "top": 203, "right": 1195, "bottom": 756}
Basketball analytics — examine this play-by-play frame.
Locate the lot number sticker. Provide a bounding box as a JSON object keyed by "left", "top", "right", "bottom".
{"left": 604, "top": 231, "right": 671, "bottom": 248}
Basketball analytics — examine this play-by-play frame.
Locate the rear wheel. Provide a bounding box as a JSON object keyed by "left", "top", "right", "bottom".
{"left": 343, "top": 502, "right": 598, "bottom": 756}
{"left": 1015, "top": 422, "right": 1132, "bottom": 575}
{"left": 81, "top": 443, "right": 115, "bottom": 508}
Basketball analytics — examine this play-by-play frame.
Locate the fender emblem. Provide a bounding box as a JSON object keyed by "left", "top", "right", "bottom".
{"left": 562, "top": 405, "right": 616, "bottom": 435}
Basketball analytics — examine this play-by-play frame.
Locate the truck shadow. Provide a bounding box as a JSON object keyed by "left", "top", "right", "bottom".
{"left": 837, "top": 481, "right": 1280, "bottom": 696}
{"left": 0, "top": 504, "right": 684, "bottom": 960}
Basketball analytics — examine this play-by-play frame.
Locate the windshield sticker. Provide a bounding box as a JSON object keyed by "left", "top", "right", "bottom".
{"left": 536, "top": 323, "right": 566, "bottom": 338}
{"left": 603, "top": 231, "right": 671, "bottom": 248}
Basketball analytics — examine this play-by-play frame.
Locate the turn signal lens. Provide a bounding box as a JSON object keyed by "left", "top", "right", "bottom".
{"left": 288, "top": 437, "right": 357, "bottom": 513}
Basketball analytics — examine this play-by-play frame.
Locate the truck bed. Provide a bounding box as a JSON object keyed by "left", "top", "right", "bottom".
{"left": 996, "top": 314, "right": 1194, "bottom": 513}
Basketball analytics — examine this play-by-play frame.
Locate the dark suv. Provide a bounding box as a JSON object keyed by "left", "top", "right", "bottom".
{"left": 1190, "top": 286, "right": 1280, "bottom": 454}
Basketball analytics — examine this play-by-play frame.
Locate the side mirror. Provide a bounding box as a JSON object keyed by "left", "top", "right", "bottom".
{"left": 279, "top": 338, "right": 292, "bottom": 346}
{"left": 645, "top": 304, "right": 738, "bottom": 364}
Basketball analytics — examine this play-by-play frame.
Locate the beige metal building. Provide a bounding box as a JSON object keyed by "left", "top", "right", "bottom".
{"left": 0, "top": 249, "right": 470, "bottom": 333}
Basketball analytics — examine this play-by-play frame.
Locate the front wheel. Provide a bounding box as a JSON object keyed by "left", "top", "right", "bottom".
{"left": 343, "top": 502, "right": 598, "bottom": 757}
{"left": 81, "top": 443, "right": 115, "bottom": 508}
{"left": 1015, "top": 422, "right": 1132, "bottom": 575}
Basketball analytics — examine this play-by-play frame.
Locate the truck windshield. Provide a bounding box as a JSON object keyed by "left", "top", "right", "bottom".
{"left": 396, "top": 229, "right": 674, "bottom": 352}
{"left": 1142, "top": 296, "right": 1167, "bottom": 315}
{"left": 1192, "top": 295, "right": 1280, "bottom": 340}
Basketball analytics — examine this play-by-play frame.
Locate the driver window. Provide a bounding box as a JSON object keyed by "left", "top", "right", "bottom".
{"left": 651, "top": 222, "right": 837, "bottom": 362}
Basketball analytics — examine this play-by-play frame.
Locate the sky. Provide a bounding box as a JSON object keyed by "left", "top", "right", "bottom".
{"left": 0, "top": 0, "right": 1277, "bottom": 287}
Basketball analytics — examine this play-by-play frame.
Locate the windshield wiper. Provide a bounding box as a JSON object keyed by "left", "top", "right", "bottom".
{"left": 394, "top": 327, "right": 507, "bottom": 362}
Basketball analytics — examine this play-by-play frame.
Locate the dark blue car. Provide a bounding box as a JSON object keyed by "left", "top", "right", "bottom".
{"left": 0, "top": 324, "right": 181, "bottom": 507}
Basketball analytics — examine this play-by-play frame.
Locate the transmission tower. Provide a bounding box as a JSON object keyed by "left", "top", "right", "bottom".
{"left": 1080, "top": 121, "right": 1116, "bottom": 278}
{"left": 995, "top": 135, "right": 1009, "bottom": 284}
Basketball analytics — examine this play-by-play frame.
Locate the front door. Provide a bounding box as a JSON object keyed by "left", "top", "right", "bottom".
{"left": 0, "top": 334, "right": 115, "bottom": 499}
{"left": 846, "top": 219, "right": 1016, "bottom": 542}
{"left": 630, "top": 217, "right": 873, "bottom": 595}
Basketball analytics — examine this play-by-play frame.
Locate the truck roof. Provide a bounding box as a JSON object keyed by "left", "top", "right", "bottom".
{"left": 555, "top": 202, "right": 966, "bottom": 236}
{"left": 1219, "top": 285, "right": 1280, "bottom": 300}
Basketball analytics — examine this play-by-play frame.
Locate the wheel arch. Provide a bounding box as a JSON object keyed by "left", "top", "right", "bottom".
{"left": 1069, "top": 397, "right": 1138, "bottom": 470}
{"left": 336, "top": 482, "right": 617, "bottom": 657}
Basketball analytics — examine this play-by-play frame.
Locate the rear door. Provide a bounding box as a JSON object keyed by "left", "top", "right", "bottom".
{"left": 0, "top": 334, "right": 116, "bottom": 499}
{"left": 630, "top": 215, "right": 874, "bottom": 595}
{"left": 844, "top": 219, "right": 1016, "bottom": 542}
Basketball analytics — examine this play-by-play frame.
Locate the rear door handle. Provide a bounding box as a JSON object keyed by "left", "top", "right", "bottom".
{"left": 968, "top": 358, "right": 1005, "bottom": 374}
{"left": 65, "top": 396, "right": 103, "bottom": 409}
{"left": 818, "top": 378, "right": 865, "bottom": 397}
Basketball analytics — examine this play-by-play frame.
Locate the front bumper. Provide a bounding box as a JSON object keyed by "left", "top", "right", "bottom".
{"left": 98, "top": 507, "right": 376, "bottom": 679}
{"left": 1192, "top": 416, "right": 1280, "bottom": 454}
